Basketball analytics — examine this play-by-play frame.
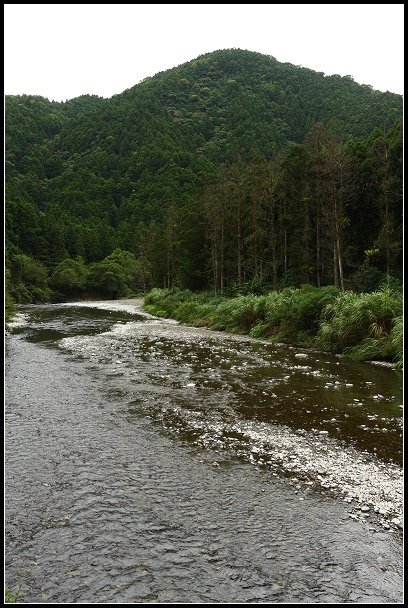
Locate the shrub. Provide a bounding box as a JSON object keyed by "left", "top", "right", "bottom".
{"left": 5, "top": 587, "right": 22, "bottom": 603}
{"left": 390, "top": 316, "right": 403, "bottom": 367}
{"left": 5, "top": 292, "right": 16, "bottom": 322}
{"left": 317, "top": 287, "right": 402, "bottom": 361}
{"left": 50, "top": 257, "right": 89, "bottom": 294}
{"left": 143, "top": 285, "right": 402, "bottom": 365}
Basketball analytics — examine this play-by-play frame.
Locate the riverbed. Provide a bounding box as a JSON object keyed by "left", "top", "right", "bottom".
{"left": 5, "top": 299, "right": 403, "bottom": 603}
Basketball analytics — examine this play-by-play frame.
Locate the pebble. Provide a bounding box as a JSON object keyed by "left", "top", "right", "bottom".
{"left": 168, "top": 408, "right": 402, "bottom": 529}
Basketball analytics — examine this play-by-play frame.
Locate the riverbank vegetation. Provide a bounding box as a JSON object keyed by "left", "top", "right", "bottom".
{"left": 5, "top": 587, "right": 22, "bottom": 603}
{"left": 144, "top": 286, "right": 403, "bottom": 367}
{"left": 5, "top": 292, "right": 16, "bottom": 323}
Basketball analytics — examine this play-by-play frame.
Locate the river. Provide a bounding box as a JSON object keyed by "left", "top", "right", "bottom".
{"left": 5, "top": 299, "right": 403, "bottom": 603}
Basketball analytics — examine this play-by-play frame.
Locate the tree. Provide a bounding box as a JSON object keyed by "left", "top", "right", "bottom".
{"left": 50, "top": 257, "right": 88, "bottom": 296}
{"left": 10, "top": 254, "right": 50, "bottom": 303}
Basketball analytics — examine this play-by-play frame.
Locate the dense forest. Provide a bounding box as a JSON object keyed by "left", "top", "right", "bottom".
{"left": 5, "top": 49, "right": 403, "bottom": 306}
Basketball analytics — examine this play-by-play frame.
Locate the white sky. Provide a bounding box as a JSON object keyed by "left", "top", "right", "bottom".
{"left": 4, "top": 3, "right": 404, "bottom": 101}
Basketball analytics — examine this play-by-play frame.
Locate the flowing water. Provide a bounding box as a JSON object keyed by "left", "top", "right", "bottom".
{"left": 5, "top": 300, "right": 403, "bottom": 603}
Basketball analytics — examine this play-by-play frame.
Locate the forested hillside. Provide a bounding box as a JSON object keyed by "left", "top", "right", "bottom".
{"left": 5, "top": 49, "right": 403, "bottom": 303}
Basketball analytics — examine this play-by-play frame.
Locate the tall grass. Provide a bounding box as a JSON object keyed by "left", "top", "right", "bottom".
{"left": 316, "top": 287, "right": 402, "bottom": 363}
{"left": 144, "top": 285, "right": 402, "bottom": 365}
{"left": 390, "top": 315, "right": 403, "bottom": 368}
{"left": 5, "top": 587, "right": 22, "bottom": 603}
{"left": 5, "top": 292, "right": 16, "bottom": 323}
{"left": 144, "top": 288, "right": 223, "bottom": 326}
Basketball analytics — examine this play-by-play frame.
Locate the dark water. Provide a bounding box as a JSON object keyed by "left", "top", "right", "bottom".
{"left": 5, "top": 302, "right": 403, "bottom": 603}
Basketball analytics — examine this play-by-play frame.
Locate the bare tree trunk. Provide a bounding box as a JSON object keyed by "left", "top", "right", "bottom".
{"left": 332, "top": 195, "right": 344, "bottom": 290}
{"left": 303, "top": 196, "right": 311, "bottom": 284}
{"left": 336, "top": 232, "right": 344, "bottom": 291}
{"left": 333, "top": 241, "right": 338, "bottom": 287}
{"left": 237, "top": 204, "right": 242, "bottom": 285}
{"left": 213, "top": 240, "right": 218, "bottom": 295}
{"left": 165, "top": 203, "right": 176, "bottom": 289}
{"left": 220, "top": 206, "right": 224, "bottom": 294}
{"left": 316, "top": 187, "right": 321, "bottom": 287}
{"left": 271, "top": 201, "right": 277, "bottom": 288}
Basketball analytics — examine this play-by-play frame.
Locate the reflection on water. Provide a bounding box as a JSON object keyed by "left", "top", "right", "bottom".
{"left": 42, "top": 303, "right": 401, "bottom": 465}
{"left": 11, "top": 305, "right": 143, "bottom": 344}
{"left": 13, "top": 303, "right": 403, "bottom": 464}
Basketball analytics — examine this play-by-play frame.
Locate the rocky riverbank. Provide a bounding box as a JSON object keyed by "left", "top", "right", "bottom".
{"left": 6, "top": 301, "right": 403, "bottom": 602}
{"left": 157, "top": 406, "right": 403, "bottom": 533}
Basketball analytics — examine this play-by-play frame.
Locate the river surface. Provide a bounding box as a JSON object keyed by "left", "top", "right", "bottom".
{"left": 5, "top": 300, "right": 403, "bottom": 603}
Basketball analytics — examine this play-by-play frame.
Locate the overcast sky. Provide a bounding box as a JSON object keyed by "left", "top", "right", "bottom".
{"left": 4, "top": 4, "right": 404, "bottom": 101}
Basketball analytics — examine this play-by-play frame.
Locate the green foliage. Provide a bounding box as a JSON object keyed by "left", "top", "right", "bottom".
{"left": 144, "top": 287, "right": 172, "bottom": 306}
{"left": 217, "top": 286, "right": 341, "bottom": 343}
{"left": 348, "top": 265, "right": 387, "bottom": 293}
{"left": 263, "top": 285, "right": 340, "bottom": 341}
{"left": 9, "top": 254, "right": 51, "bottom": 303}
{"left": 5, "top": 587, "right": 22, "bottom": 603}
{"left": 50, "top": 257, "right": 89, "bottom": 295}
{"left": 249, "top": 322, "right": 269, "bottom": 339}
{"left": 144, "top": 288, "right": 222, "bottom": 325}
{"left": 208, "top": 295, "right": 260, "bottom": 332}
{"left": 5, "top": 269, "right": 16, "bottom": 322}
{"left": 86, "top": 249, "right": 150, "bottom": 298}
{"left": 5, "top": 292, "right": 16, "bottom": 322}
{"left": 316, "top": 287, "right": 402, "bottom": 362}
{"left": 390, "top": 316, "right": 403, "bottom": 368}
{"left": 105, "top": 249, "right": 151, "bottom": 292}
{"left": 5, "top": 50, "right": 403, "bottom": 300}
{"left": 87, "top": 259, "right": 128, "bottom": 298}
{"left": 144, "top": 286, "right": 402, "bottom": 365}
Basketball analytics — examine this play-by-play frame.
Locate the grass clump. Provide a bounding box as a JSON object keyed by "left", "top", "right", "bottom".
{"left": 316, "top": 286, "right": 402, "bottom": 363}
{"left": 5, "top": 292, "right": 16, "bottom": 323}
{"left": 143, "top": 285, "right": 402, "bottom": 365}
{"left": 5, "top": 587, "right": 22, "bottom": 603}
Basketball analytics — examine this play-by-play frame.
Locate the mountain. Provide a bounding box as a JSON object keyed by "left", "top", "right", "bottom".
{"left": 5, "top": 49, "right": 403, "bottom": 300}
